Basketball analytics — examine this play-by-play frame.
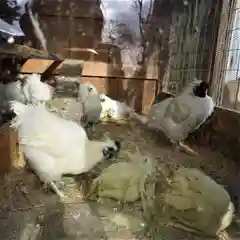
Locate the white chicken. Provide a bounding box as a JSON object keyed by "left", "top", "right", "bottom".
{"left": 0, "top": 80, "right": 26, "bottom": 113}
{"left": 99, "top": 93, "right": 133, "bottom": 120}
{"left": 10, "top": 100, "right": 121, "bottom": 198}
{"left": 22, "top": 73, "right": 54, "bottom": 105}
{"left": 76, "top": 82, "right": 102, "bottom": 134}
{"left": 0, "top": 73, "right": 54, "bottom": 115}
{"left": 131, "top": 80, "right": 215, "bottom": 151}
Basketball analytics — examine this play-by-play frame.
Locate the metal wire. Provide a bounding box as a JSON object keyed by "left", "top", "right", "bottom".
{"left": 164, "top": 0, "right": 219, "bottom": 95}
{"left": 220, "top": 0, "right": 240, "bottom": 111}
{"left": 162, "top": 0, "right": 240, "bottom": 113}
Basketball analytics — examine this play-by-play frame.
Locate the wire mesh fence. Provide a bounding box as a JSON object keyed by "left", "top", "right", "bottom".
{"left": 159, "top": 0, "right": 240, "bottom": 114}
{"left": 162, "top": 0, "right": 222, "bottom": 95}
{"left": 220, "top": 0, "right": 240, "bottom": 112}
{"left": 3, "top": 0, "right": 240, "bottom": 113}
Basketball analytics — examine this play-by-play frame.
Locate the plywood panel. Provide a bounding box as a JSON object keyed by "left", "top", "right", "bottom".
{"left": 35, "top": 0, "right": 71, "bottom": 16}
{"left": 35, "top": 0, "right": 103, "bottom": 19}
{"left": 39, "top": 16, "right": 71, "bottom": 57}
{"left": 70, "top": 0, "right": 103, "bottom": 19}
{"left": 142, "top": 80, "right": 157, "bottom": 114}
{"left": 21, "top": 59, "right": 55, "bottom": 74}
{"left": 82, "top": 61, "right": 108, "bottom": 76}
{"left": 0, "top": 123, "right": 25, "bottom": 176}
{"left": 69, "top": 18, "right": 104, "bottom": 60}
{"left": 54, "top": 59, "right": 84, "bottom": 76}
{"left": 80, "top": 77, "right": 108, "bottom": 94}
{"left": 80, "top": 76, "right": 156, "bottom": 113}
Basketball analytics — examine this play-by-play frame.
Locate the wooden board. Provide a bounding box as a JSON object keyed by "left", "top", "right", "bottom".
{"left": 0, "top": 123, "right": 25, "bottom": 176}
{"left": 21, "top": 59, "right": 55, "bottom": 74}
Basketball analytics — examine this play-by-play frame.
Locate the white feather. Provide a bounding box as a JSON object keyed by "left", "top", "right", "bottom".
{"left": 22, "top": 73, "right": 54, "bottom": 105}
{"left": 162, "top": 92, "right": 214, "bottom": 141}
{"left": 0, "top": 74, "right": 54, "bottom": 115}
{"left": 1, "top": 81, "right": 26, "bottom": 113}
{"left": 9, "top": 100, "right": 29, "bottom": 117}
{"left": 131, "top": 81, "right": 215, "bottom": 142}
{"left": 100, "top": 94, "right": 132, "bottom": 119}
{"left": 145, "top": 97, "right": 174, "bottom": 130}
{"left": 10, "top": 101, "right": 119, "bottom": 197}
{"left": 77, "top": 82, "right": 102, "bottom": 124}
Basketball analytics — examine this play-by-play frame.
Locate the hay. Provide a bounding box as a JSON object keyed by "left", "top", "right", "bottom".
{"left": 88, "top": 147, "right": 156, "bottom": 203}
{"left": 86, "top": 120, "right": 234, "bottom": 238}
{"left": 1, "top": 101, "right": 238, "bottom": 239}
{"left": 87, "top": 120, "right": 238, "bottom": 239}
{"left": 151, "top": 167, "right": 234, "bottom": 238}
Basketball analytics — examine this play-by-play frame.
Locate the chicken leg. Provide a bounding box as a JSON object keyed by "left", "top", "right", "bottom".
{"left": 172, "top": 140, "right": 198, "bottom": 156}
{"left": 49, "top": 181, "right": 65, "bottom": 199}
{"left": 42, "top": 181, "right": 65, "bottom": 198}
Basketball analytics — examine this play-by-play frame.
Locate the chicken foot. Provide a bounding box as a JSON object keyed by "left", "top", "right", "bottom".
{"left": 171, "top": 140, "right": 198, "bottom": 156}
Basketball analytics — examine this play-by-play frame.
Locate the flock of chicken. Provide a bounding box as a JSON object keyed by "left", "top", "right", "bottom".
{"left": 1, "top": 73, "right": 215, "bottom": 198}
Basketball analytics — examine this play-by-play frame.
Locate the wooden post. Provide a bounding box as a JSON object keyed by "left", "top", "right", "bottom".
{"left": 0, "top": 123, "right": 25, "bottom": 176}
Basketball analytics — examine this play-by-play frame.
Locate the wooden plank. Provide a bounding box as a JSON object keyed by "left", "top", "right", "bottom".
{"left": 39, "top": 16, "right": 71, "bottom": 57}
{"left": 20, "top": 58, "right": 83, "bottom": 84}
{"left": 82, "top": 61, "right": 108, "bottom": 77}
{"left": 80, "top": 76, "right": 156, "bottom": 113}
{"left": 0, "top": 123, "right": 25, "bottom": 176}
{"left": 53, "top": 59, "right": 84, "bottom": 76}
{"left": 21, "top": 59, "right": 55, "bottom": 74}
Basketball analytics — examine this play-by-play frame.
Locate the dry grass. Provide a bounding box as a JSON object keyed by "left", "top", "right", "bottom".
{"left": 0, "top": 118, "right": 239, "bottom": 239}
{"left": 92, "top": 120, "right": 238, "bottom": 183}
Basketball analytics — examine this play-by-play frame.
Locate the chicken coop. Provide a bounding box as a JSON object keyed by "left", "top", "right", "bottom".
{"left": 1, "top": 0, "right": 240, "bottom": 239}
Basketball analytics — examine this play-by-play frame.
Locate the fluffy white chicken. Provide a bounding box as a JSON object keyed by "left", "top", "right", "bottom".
{"left": 100, "top": 94, "right": 133, "bottom": 120}
{"left": 22, "top": 73, "right": 54, "bottom": 105}
{"left": 0, "top": 73, "right": 54, "bottom": 115}
{"left": 0, "top": 80, "right": 26, "bottom": 113}
{"left": 76, "top": 82, "right": 102, "bottom": 134}
{"left": 10, "top": 100, "right": 121, "bottom": 198}
{"left": 131, "top": 80, "right": 214, "bottom": 150}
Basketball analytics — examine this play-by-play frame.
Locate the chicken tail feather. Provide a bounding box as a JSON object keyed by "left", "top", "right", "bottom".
{"left": 128, "top": 110, "right": 148, "bottom": 124}
{"left": 9, "top": 101, "right": 28, "bottom": 116}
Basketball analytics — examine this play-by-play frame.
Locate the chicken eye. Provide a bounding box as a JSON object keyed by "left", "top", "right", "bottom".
{"left": 88, "top": 87, "right": 93, "bottom": 92}
{"left": 108, "top": 147, "right": 114, "bottom": 152}
{"left": 101, "top": 98, "right": 106, "bottom": 102}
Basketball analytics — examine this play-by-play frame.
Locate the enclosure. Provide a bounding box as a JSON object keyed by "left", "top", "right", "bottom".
{"left": 0, "top": 0, "right": 240, "bottom": 239}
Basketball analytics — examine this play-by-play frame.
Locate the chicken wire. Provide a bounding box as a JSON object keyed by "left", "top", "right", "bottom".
{"left": 220, "top": 0, "right": 240, "bottom": 112}
{"left": 163, "top": 0, "right": 222, "bottom": 95}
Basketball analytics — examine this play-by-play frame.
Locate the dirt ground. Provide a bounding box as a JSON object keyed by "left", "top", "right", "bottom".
{"left": 0, "top": 119, "right": 240, "bottom": 240}
{"left": 0, "top": 80, "right": 240, "bottom": 240}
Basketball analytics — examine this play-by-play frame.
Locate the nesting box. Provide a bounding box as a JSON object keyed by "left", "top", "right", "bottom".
{"left": 0, "top": 123, "right": 25, "bottom": 176}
